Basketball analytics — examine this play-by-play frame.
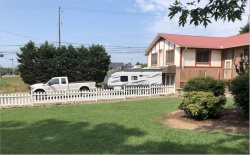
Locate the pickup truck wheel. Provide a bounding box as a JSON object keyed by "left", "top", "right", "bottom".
{"left": 79, "top": 87, "right": 89, "bottom": 97}
{"left": 34, "top": 90, "right": 46, "bottom": 100}
{"left": 80, "top": 87, "right": 89, "bottom": 91}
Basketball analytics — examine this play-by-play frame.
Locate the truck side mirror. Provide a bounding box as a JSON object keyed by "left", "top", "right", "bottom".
{"left": 48, "top": 82, "right": 52, "bottom": 86}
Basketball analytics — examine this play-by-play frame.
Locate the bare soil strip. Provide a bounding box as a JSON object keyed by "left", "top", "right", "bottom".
{"left": 162, "top": 109, "right": 249, "bottom": 133}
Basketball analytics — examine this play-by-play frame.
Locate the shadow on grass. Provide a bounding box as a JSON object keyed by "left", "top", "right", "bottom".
{"left": 0, "top": 119, "right": 145, "bottom": 154}
{"left": 121, "top": 133, "right": 249, "bottom": 154}
{"left": 0, "top": 119, "right": 249, "bottom": 154}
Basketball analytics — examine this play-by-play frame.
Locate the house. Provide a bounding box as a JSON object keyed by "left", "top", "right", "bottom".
{"left": 109, "top": 62, "right": 124, "bottom": 70}
{"left": 145, "top": 33, "right": 250, "bottom": 89}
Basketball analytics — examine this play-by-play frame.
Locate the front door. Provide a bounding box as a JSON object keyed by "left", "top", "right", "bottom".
{"left": 224, "top": 60, "right": 232, "bottom": 79}
{"left": 223, "top": 50, "right": 233, "bottom": 79}
{"left": 165, "top": 74, "right": 175, "bottom": 86}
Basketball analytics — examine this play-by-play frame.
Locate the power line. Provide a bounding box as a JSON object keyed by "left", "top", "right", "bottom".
{"left": 0, "top": 51, "right": 18, "bottom": 54}
{"left": 0, "top": 42, "right": 147, "bottom": 49}
{"left": 0, "top": 26, "right": 153, "bottom": 48}
{"left": 0, "top": 6, "right": 160, "bottom": 17}
{"left": 0, "top": 28, "right": 44, "bottom": 41}
{"left": 58, "top": 7, "right": 160, "bottom": 17}
{"left": 0, "top": 28, "right": 150, "bottom": 49}
{"left": 0, "top": 27, "right": 148, "bottom": 51}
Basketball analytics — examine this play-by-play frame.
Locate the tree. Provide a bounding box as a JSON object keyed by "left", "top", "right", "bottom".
{"left": 239, "top": 23, "right": 249, "bottom": 34}
{"left": 17, "top": 41, "right": 38, "bottom": 84}
{"left": 135, "top": 62, "right": 147, "bottom": 68}
{"left": 229, "top": 74, "right": 249, "bottom": 118}
{"left": 230, "top": 48, "right": 249, "bottom": 118}
{"left": 233, "top": 50, "right": 249, "bottom": 76}
{"left": 169, "top": 0, "right": 247, "bottom": 27}
{"left": 17, "top": 41, "right": 111, "bottom": 84}
{"left": 87, "top": 45, "right": 111, "bottom": 83}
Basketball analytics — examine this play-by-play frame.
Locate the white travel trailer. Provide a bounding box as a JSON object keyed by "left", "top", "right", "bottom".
{"left": 103, "top": 68, "right": 162, "bottom": 89}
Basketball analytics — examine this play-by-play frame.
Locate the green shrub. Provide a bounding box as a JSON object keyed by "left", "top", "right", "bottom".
{"left": 183, "top": 77, "right": 225, "bottom": 96}
{"left": 229, "top": 74, "right": 249, "bottom": 117}
{"left": 179, "top": 91, "right": 226, "bottom": 120}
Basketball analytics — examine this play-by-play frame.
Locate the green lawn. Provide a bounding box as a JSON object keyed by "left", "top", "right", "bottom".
{"left": 0, "top": 98, "right": 249, "bottom": 154}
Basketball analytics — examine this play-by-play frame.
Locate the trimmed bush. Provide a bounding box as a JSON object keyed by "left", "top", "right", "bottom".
{"left": 183, "top": 77, "right": 225, "bottom": 96}
{"left": 179, "top": 91, "right": 226, "bottom": 120}
{"left": 229, "top": 73, "right": 249, "bottom": 117}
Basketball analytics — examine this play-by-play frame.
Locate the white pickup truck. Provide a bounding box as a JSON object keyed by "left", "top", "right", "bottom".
{"left": 29, "top": 77, "right": 96, "bottom": 93}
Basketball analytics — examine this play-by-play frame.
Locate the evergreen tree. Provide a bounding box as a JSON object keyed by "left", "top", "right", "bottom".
{"left": 239, "top": 23, "right": 249, "bottom": 34}
{"left": 17, "top": 41, "right": 37, "bottom": 84}
{"left": 17, "top": 41, "right": 111, "bottom": 84}
{"left": 87, "top": 45, "right": 111, "bottom": 83}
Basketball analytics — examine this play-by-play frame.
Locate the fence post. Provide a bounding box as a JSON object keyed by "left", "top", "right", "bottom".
{"left": 64, "top": 90, "right": 67, "bottom": 103}
{"left": 149, "top": 83, "right": 152, "bottom": 98}
{"left": 95, "top": 88, "right": 98, "bottom": 102}
{"left": 123, "top": 85, "right": 126, "bottom": 100}
{"left": 173, "top": 83, "right": 176, "bottom": 94}
{"left": 30, "top": 91, "right": 34, "bottom": 106}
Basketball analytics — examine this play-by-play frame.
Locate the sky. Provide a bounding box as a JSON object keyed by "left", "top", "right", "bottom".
{"left": 0, "top": 0, "right": 249, "bottom": 68}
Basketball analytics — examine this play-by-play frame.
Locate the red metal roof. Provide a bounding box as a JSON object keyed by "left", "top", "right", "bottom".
{"left": 159, "top": 33, "right": 250, "bottom": 49}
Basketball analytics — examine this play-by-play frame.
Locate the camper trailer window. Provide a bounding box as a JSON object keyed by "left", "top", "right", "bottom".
{"left": 120, "top": 76, "right": 128, "bottom": 82}
{"left": 131, "top": 76, "right": 138, "bottom": 80}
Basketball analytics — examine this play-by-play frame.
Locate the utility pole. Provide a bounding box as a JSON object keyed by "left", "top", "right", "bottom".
{"left": 10, "top": 58, "right": 14, "bottom": 75}
{"left": 58, "top": 6, "right": 61, "bottom": 48}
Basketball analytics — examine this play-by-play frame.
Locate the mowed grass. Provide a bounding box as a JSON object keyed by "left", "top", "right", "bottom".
{"left": 224, "top": 97, "right": 237, "bottom": 109}
{"left": 0, "top": 98, "right": 249, "bottom": 154}
{"left": 0, "top": 76, "right": 29, "bottom": 94}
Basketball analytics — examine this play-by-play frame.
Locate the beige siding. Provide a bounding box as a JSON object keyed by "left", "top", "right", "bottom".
{"left": 169, "top": 42, "right": 174, "bottom": 50}
{"left": 211, "top": 50, "right": 222, "bottom": 67}
{"left": 165, "top": 40, "right": 169, "bottom": 50}
{"left": 147, "top": 38, "right": 181, "bottom": 67}
{"left": 183, "top": 49, "right": 196, "bottom": 66}
{"left": 159, "top": 40, "right": 164, "bottom": 66}
{"left": 175, "top": 47, "right": 180, "bottom": 67}
{"left": 152, "top": 45, "right": 156, "bottom": 54}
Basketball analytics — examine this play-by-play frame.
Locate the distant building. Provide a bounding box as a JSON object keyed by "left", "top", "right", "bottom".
{"left": 124, "top": 63, "right": 133, "bottom": 69}
{"left": 109, "top": 62, "right": 124, "bottom": 70}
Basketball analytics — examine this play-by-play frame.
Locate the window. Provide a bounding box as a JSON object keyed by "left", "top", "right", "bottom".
{"left": 166, "top": 50, "right": 174, "bottom": 64}
{"left": 120, "top": 76, "right": 128, "bottom": 82}
{"left": 131, "top": 76, "right": 138, "bottom": 80}
{"left": 196, "top": 50, "right": 210, "bottom": 63}
{"left": 50, "top": 78, "right": 59, "bottom": 85}
{"left": 151, "top": 53, "right": 158, "bottom": 65}
{"left": 241, "top": 48, "right": 249, "bottom": 57}
{"left": 61, "top": 78, "right": 66, "bottom": 84}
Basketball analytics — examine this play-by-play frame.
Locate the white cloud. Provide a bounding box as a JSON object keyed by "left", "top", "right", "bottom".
{"left": 135, "top": 0, "right": 171, "bottom": 12}
{"left": 135, "top": 0, "right": 250, "bottom": 36}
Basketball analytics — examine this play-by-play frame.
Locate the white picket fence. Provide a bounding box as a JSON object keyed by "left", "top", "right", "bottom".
{"left": 0, "top": 85, "right": 175, "bottom": 107}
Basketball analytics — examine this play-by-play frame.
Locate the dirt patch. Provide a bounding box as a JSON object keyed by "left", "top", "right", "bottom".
{"left": 162, "top": 108, "right": 249, "bottom": 133}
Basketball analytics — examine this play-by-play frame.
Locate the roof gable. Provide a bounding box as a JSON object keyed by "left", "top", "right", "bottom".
{"left": 145, "top": 33, "right": 250, "bottom": 55}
